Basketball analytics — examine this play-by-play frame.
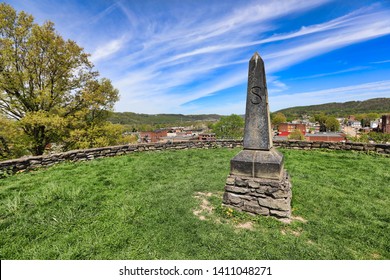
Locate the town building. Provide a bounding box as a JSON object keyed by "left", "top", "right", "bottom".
{"left": 305, "top": 132, "right": 346, "bottom": 142}
{"left": 278, "top": 123, "right": 307, "bottom": 137}
{"left": 198, "top": 133, "right": 216, "bottom": 141}
{"left": 139, "top": 129, "right": 168, "bottom": 143}
{"left": 370, "top": 120, "right": 379, "bottom": 130}
{"left": 139, "top": 126, "right": 213, "bottom": 143}
{"left": 348, "top": 120, "right": 362, "bottom": 129}
{"left": 382, "top": 115, "right": 390, "bottom": 134}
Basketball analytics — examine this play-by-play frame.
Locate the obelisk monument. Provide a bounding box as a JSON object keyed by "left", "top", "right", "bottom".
{"left": 243, "top": 52, "right": 273, "bottom": 150}
{"left": 223, "top": 52, "right": 292, "bottom": 219}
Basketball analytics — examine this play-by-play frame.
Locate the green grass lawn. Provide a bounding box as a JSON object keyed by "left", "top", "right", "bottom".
{"left": 0, "top": 148, "right": 389, "bottom": 259}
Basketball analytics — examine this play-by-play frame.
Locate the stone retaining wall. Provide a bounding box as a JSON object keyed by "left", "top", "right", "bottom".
{"left": 0, "top": 140, "right": 242, "bottom": 176}
{"left": 274, "top": 140, "right": 390, "bottom": 154}
{"left": 1, "top": 140, "right": 389, "bottom": 176}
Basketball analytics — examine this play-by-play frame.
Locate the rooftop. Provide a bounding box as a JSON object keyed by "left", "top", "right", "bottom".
{"left": 305, "top": 132, "right": 345, "bottom": 137}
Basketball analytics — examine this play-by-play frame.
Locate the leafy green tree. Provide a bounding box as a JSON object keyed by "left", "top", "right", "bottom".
{"left": 271, "top": 112, "right": 287, "bottom": 127}
{"left": 361, "top": 118, "right": 370, "bottom": 128}
{"left": 0, "top": 115, "right": 29, "bottom": 159}
{"left": 288, "top": 129, "right": 305, "bottom": 140}
{"left": 0, "top": 4, "right": 119, "bottom": 155}
{"left": 366, "top": 113, "right": 380, "bottom": 120}
{"left": 309, "top": 116, "right": 316, "bottom": 123}
{"left": 367, "top": 132, "right": 390, "bottom": 144}
{"left": 66, "top": 122, "right": 133, "bottom": 149}
{"left": 325, "top": 116, "right": 340, "bottom": 132}
{"left": 351, "top": 132, "right": 390, "bottom": 144}
{"left": 355, "top": 114, "right": 366, "bottom": 122}
{"left": 355, "top": 113, "right": 380, "bottom": 128}
{"left": 314, "top": 114, "right": 340, "bottom": 132}
{"left": 314, "top": 113, "right": 328, "bottom": 132}
{"left": 347, "top": 134, "right": 370, "bottom": 143}
{"left": 212, "top": 114, "right": 244, "bottom": 139}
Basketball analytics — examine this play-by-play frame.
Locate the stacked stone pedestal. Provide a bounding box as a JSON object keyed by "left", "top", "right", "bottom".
{"left": 223, "top": 148, "right": 292, "bottom": 219}
{"left": 223, "top": 171, "right": 291, "bottom": 218}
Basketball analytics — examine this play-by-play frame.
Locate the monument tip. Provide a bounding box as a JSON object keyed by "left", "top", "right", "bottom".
{"left": 250, "top": 51, "right": 263, "bottom": 62}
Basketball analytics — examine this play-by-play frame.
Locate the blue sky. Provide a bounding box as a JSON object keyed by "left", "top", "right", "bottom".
{"left": 5, "top": 0, "right": 390, "bottom": 114}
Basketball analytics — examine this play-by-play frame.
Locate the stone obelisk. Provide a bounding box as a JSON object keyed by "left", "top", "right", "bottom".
{"left": 223, "top": 52, "right": 292, "bottom": 219}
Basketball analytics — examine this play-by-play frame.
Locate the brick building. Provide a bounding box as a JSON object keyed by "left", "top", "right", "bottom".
{"left": 278, "top": 123, "right": 306, "bottom": 137}
{"left": 139, "top": 129, "right": 168, "bottom": 143}
{"left": 382, "top": 115, "right": 390, "bottom": 134}
{"left": 305, "top": 132, "right": 346, "bottom": 142}
{"left": 198, "top": 133, "right": 216, "bottom": 141}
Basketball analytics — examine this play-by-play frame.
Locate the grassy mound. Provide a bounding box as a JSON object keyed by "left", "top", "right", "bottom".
{"left": 0, "top": 148, "right": 389, "bottom": 259}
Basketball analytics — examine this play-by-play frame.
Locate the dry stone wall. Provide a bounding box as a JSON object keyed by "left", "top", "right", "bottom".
{"left": 0, "top": 140, "right": 389, "bottom": 176}
{"left": 274, "top": 140, "right": 390, "bottom": 154}
{"left": 0, "top": 141, "right": 242, "bottom": 176}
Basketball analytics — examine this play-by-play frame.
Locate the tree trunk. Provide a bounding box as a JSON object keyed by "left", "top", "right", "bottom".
{"left": 0, "top": 136, "right": 11, "bottom": 157}
{"left": 31, "top": 126, "right": 47, "bottom": 156}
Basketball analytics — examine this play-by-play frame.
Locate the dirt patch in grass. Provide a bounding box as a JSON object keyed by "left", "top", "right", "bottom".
{"left": 281, "top": 228, "right": 301, "bottom": 236}
{"left": 235, "top": 221, "right": 254, "bottom": 230}
{"left": 193, "top": 192, "right": 255, "bottom": 230}
{"left": 279, "top": 215, "right": 308, "bottom": 224}
{"left": 280, "top": 216, "right": 307, "bottom": 236}
{"left": 370, "top": 253, "right": 381, "bottom": 259}
{"left": 292, "top": 216, "right": 307, "bottom": 223}
{"left": 193, "top": 192, "right": 214, "bottom": 221}
{"left": 193, "top": 192, "right": 305, "bottom": 232}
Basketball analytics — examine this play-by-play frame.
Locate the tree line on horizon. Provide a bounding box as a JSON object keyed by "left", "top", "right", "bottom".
{"left": 274, "top": 98, "right": 390, "bottom": 120}
{"left": 108, "top": 97, "right": 390, "bottom": 128}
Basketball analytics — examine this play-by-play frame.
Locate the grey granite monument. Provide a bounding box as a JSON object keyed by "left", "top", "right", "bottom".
{"left": 223, "top": 52, "right": 292, "bottom": 219}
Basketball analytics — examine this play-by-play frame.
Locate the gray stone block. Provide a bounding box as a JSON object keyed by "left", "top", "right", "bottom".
{"left": 223, "top": 192, "right": 243, "bottom": 206}
{"left": 258, "top": 197, "right": 291, "bottom": 211}
{"left": 243, "top": 200, "right": 270, "bottom": 215}
{"left": 226, "top": 176, "right": 235, "bottom": 185}
{"left": 230, "top": 148, "right": 284, "bottom": 179}
{"left": 270, "top": 209, "right": 290, "bottom": 218}
{"left": 225, "top": 185, "right": 250, "bottom": 194}
{"left": 235, "top": 177, "right": 249, "bottom": 187}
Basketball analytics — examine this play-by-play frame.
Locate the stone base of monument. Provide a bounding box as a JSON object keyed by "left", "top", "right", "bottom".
{"left": 230, "top": 149, "right": 284, "bottom": 180}
{"left": 222, "top": 171, "right": 292, "bottom": 219}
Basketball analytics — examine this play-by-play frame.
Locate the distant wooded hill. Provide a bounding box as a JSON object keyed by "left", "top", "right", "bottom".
{"left": 274, "top": 98, "right": 390, "bottom": 118}
{"left": 108, "top": 112, "right": 221, "bottom": 126}
{"left": 109, "top": 97, "right": 390, "bottom": 127}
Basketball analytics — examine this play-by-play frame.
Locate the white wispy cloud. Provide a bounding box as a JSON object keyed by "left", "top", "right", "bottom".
{"left": 270, "top": 80, "right": 390, "bottom": 111}
{"left": 288, "top": 66, "right": 371, "bottom": 80}
{"left": 107, "top": 1, "right": 390, "bottom": 113}
{"left": 109, "top": 1, "right": 331, "bottom": 111}
{"left": 264, "top": 10, "right": 390, "bottom": 72}
{"left": 115, "top": 0, "right": 332, "bottom": 66}
{"left": 141, "top": 5, "right": 381, "bottom": 70}
{"left": 24, "top": 0, "right": 384, "bottom": 114}
{"left": 372, "top": 60, "right": 390, "bottom": 64}
{"left": 88, "top": 2, "right": 119, "bottom": 25}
